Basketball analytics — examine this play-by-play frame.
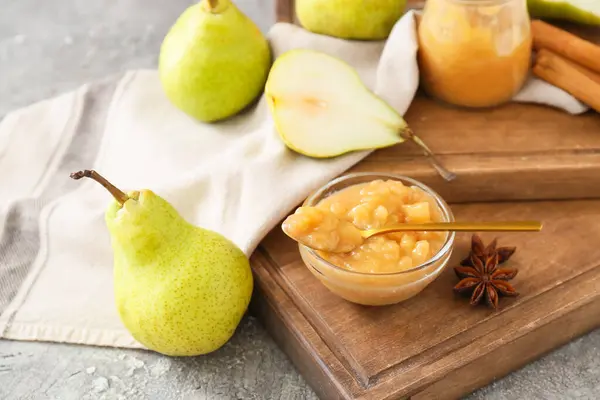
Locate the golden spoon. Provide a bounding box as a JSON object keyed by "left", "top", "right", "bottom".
{"left": 360, "top": 221, "right": 543, "bottom": 237}
{"left": 283, "top": 220, "right": 543, "bottom": 253}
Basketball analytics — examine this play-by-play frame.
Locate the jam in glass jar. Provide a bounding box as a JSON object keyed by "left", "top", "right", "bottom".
{"left": 417, "top": 0, "right": 532, "bottom": 108}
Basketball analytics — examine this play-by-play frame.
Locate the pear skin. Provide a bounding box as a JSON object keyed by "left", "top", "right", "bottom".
{"left": 71, "top": 170, "right": 253, "bottom": 356}
{"left": 528, "top": 0, "right": 600, "bottom": 25}
{"left": 159, "top": 0, "right": 271, "bottom": 122}
{"left": 295, "top": 0, "right": 407, "bottom": 40}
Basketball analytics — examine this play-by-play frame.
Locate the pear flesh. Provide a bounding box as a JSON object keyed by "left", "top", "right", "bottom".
{"left": 265, "top": 49, "right": 408, "bottom": 158}
{"left": 159, "top": 0, "right": 271, "bottom": 122}
{"left": 71, "top": 170, "right": 253, "bottom": 357}
{"left": 528, "top": 0, "right": 600, "bottom": 25}
{"left": 295, "top": 0, "right": 408, "bottom": 40}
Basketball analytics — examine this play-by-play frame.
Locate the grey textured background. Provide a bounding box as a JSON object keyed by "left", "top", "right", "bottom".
{"left": 1, "top": 0, "right": 599, "bottom": 399}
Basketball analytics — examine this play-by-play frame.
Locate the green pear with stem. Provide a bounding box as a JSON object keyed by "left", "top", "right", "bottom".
{"left": 159, "top": 0, "right": 271, "bottom": 122}
{"left": 264, "top": 49, "right": 456, "bottom": 182}
{"left": 70, "top": 170, "right": 253, "bottom": 356}
{"left": 528, "top": 0, "right": 600, "bottom": 25}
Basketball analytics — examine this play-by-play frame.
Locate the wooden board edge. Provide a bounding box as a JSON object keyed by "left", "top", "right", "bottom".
{"left": 257, "top": 257, "right": 374, "bottom": 388}
{"left": 249, "top": 248, "right": 362, "bottom": 400}
{"left": 411, "top": 298, "right": 600, "bottom": 400}
{"left": 351, "top": 147, "right": 600, "bottom": 205}
{"left": 276, "top": 0, "right": 293, "bottom": 23}
{"left": 350, "top": 160, "right": 600, "bottom": 204}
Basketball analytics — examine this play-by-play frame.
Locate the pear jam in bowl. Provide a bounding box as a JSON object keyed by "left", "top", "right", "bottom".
{"left": 284, "top": 173, "right": 455, "bottom": 306}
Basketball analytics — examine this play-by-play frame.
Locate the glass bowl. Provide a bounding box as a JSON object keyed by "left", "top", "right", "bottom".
{"left": 297, "top": 172, "right": 455, "bottom": 306}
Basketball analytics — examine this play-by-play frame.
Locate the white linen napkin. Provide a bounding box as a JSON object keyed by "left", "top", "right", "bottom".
{"left": 0, "top": 11, "right": 588, "bottom": 348}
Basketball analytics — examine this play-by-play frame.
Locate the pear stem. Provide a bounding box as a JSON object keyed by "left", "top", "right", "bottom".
{"left": 70, "top": 170, "right": 130, "bottom": 205}
{"left": 206, "top": 0, "right": 218, "bottom": 10}
{"left": 404, "top": 129, "right": 457, "bottom": 182}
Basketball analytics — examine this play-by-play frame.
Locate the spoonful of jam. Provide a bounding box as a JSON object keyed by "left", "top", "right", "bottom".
{"left": 282, "top": 207, "right": 542, "bottom": 254}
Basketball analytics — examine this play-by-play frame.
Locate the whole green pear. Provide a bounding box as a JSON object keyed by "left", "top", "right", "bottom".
{"left": 70, "top": 170, "right": 253, "bottom": 356}
{"left": 159, "top": 0, "right": 271, "bottom": 122}
{"left": 295, "top": 0, "right": 407, "bottom": 40}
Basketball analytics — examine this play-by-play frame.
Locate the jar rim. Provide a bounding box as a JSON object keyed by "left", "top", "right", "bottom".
{"left": 299, "top": 172, "right": 456, "bottom": 277}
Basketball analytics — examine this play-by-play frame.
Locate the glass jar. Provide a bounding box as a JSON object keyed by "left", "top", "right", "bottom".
{"left": 417, "top": 0, "right": 532, "bottom": 108}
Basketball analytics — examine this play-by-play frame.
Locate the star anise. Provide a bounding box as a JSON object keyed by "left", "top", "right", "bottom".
{"left": 453, "top": 235, "right": 519, "bottom": 310}
{"left": 460, "top": 234, "right": 516, "bottom": 267}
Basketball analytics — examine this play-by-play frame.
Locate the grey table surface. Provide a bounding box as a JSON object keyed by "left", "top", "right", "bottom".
{"left": 1, "top": 1, "right": 600, "bottom": 399}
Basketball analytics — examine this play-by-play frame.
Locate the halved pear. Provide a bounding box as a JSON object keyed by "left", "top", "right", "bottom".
{"left": 265, "top": 49, "right": 406, "bottom": 157}
{"left": 265, "top": 49, "right": 455, "bottom": 181}
{"left": 528, "top": 0, "right": 600, "bottom": 25}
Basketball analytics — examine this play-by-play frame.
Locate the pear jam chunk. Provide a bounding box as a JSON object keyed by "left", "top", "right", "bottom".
{"left": 282, "top": 207, "right": 364, "bottom": 253}
{"left": 284, "top": 179, "right": 447, "bottom": 273}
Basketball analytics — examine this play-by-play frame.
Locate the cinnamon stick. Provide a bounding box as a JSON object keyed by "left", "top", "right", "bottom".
{"left": 533, "top": 48, "right": 600, "bottom": 113}
{"left": 567, "top": 56, "right": 600, "bottom": 87}
{"left": 531, "top": 19, "right": 600, "bottom": 75}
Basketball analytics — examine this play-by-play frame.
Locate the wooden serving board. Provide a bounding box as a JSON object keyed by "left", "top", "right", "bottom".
{"left": 250, "top": 200, "right": 600, "bottom": 399}
{"left": 275, "top": 0, "right": 600, "bottom": 204}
